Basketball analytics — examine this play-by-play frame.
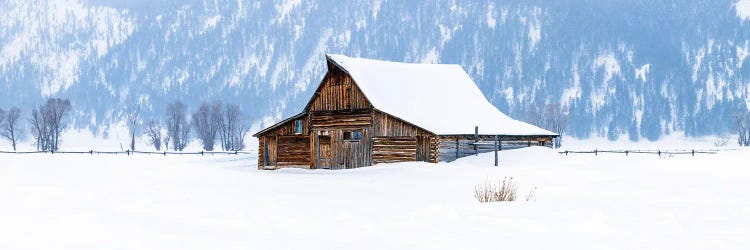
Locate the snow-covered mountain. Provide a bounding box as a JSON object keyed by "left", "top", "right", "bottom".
{"left": 1, "top": 0, "right": 749, "bottom": 141}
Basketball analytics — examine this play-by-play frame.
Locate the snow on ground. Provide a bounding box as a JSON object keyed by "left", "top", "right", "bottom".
{"left": 1, "top": 146, "right": 749, "bottom": 249}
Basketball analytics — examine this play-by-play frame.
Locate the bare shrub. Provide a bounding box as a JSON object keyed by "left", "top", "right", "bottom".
{"left": 474, "top": 181, "right": 494, "bottom": 203}
{"left": 493, "top": 177, "right": 518, "bottom": 202}
{"left": 713, "top": 136, "right": 730, "bottom": 147}
{"left": 474, "top": 177, "right": 520, "bottom": 203}
{"left": 525, "top": 186, "right": 537, "bottom": 202}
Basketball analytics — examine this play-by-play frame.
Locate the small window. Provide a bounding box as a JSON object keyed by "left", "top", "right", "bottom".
{"left": 343, "top": 130, "right": 362, "bottom": 141}
{"left": 294, "top": 120, "right": 303, "bottom": 134}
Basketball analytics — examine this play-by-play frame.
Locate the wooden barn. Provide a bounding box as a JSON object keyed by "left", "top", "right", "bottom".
{"left": 253, "top": 54, "right": 558, "bottom": 170}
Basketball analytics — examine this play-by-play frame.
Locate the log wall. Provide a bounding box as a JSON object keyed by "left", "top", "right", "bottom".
{"left": 258, "top": 139, "right": 265, "bottom": 169}
{"left": 372, "top": 137, "right": 417, "bottom": 164}
{"left": 276, "top": 136, "right": 311, "bottom": 168}
{"left": 310, "top": 110, "right": 372, "bottom": 129}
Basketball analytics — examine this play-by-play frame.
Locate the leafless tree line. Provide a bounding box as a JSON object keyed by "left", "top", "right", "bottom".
{"left": 525, "top": 102, "right": 569, "bottom": 148}
{"left": 138, "top": 100, "right": 249, "bottom": 152}
{"left": 735, "top": 110, "right": 750, "bottom": 146}
{"left": 29, "top": 98, "right": 72, "bottom": 152}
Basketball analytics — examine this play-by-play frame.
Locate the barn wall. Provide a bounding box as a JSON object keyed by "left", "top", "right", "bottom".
{"left": 309, "top": 66, "right": 370, "bottom": 112}
{"left": 372, "top": 137, "right": 417, "bottom": 164}
{"left": 276, "top": 135, "right": 311, "bottom": 168}
{"left": 308, "top": 109, "right": 373, "bottom": 169}
{"left": 311, "top": 127, "right": 372, "bottom": 170}
{"left": 256, "top": 114, "right": 311, "bottom": 169}
{"left": 372, "top": 111, "right": 431, "bottom": 137}
{"left": 311, "top": 110, "right": 372, "bottom": 128}
{"left": 258, "top": 139, "right": 265, "bottom": 170}
{"left": 437, "top": 135, "right": 554, "bottom": 162}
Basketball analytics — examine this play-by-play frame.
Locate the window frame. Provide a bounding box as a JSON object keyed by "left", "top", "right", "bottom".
{"left": 343, "top": 130, "right": 362, "bottom": 142}
{"left": 294, "top": 119, "right": 303, "bottom": 135}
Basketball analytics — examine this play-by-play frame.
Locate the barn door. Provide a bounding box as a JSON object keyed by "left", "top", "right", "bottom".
{"left": 316, "top": 135, "right": 332, "bottom": 169}
{"left": 342, "top": 141, "right": 360, "bottom": 169}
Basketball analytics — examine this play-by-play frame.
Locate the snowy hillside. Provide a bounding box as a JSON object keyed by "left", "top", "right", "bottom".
{"left": 0, "top": 0, "right": 749, "bottom": 140}
{"left": 1, "top": 147, "right": 748, "bottom": 249}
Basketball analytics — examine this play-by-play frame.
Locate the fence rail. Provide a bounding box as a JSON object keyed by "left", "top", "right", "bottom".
{"left": 557, "top": 149, "right": 739, "bottom": 156}
{"left": 0, "top": 150, "right": 254, "bottom": 156}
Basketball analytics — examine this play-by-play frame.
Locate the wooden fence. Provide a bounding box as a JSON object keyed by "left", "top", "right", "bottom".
{"left": 558, "top": 149, "right": 730, "bottom": 156}
{"left": 0, "top": 150, "right": 254, "bottom": 156}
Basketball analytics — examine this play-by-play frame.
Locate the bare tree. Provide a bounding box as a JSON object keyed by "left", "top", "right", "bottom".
{"left": 525, "top": 102, "right": 569, "bottom": 148}
{"left": 144, "top": 120, "right": 162, "bottom": 151}
{"left": 735, "top": 110, "right": 750, "bottom": 147}
{"left": 48, "top": 98, "right": 72, "bottom": 152}
{"left": 219, "top": 103, "right": 249, "bottom": 151}
{"left": 125, "top": 106, "right": 141, "bottom": 151}
{"left": 165, "top": 101, "right": 189, "bottom": 151}
{"left": 29, "top": 98, "right": 71, "bottom": 151}
{"left": 192, "top": 101, "right": 222, "bottom": 151}
{"left": 1, "top": 107, "right": 22, "bottom": 151}
{"left": 29, "top": 108, "right": 46, "bottom": 151}
{"left": 164, "top": 134, "right": 171, "bottom": 151}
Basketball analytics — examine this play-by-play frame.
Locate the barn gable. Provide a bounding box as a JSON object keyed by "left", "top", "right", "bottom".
{"left": 305, "top": 60, "right": 371, "bottom": 112}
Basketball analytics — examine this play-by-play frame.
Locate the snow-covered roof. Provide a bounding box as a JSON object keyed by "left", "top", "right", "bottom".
{"left": 326, "top": 54, "right": 557, "bottom": 136}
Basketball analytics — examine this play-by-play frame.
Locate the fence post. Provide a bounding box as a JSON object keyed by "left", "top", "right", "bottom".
{"left": 494, "top": 135, "right": 498, "bottom": 166}
{"left": 625, "top": 150, "right": 629, "bottom": 156}
{"left": 658, "top": 150, "right": 661, "bottom": 156}
{"left": 474, "top": 126, "right": 479, "bottom": 156}
{"left": 594, "top": 149, "right": 597, "bottom": 156}
{"left": 692, "top": 150, "right": 695, "bottom": 156}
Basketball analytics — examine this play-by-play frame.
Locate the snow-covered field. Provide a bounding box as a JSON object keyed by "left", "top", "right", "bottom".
{"left": 1, "top": 146, "right": 749, "bottom": 249}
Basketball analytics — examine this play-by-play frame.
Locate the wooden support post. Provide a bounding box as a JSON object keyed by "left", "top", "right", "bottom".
{"left": 692, "top": 150, "right": 695, "bottom": 156}
{"left": 494, "top": 135, "right": 498, "bottom": 166}
{"left": 474, "top": 126, "right": 479, "bottom": 156}
{"left": 263, "top": 137, "right": 269, "bottom": 167}
{"left": 455, "top": 138, "right": 459, "bottom": 160}
{"left": 315, "top": 132, "right": 321, "bottom": 169}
